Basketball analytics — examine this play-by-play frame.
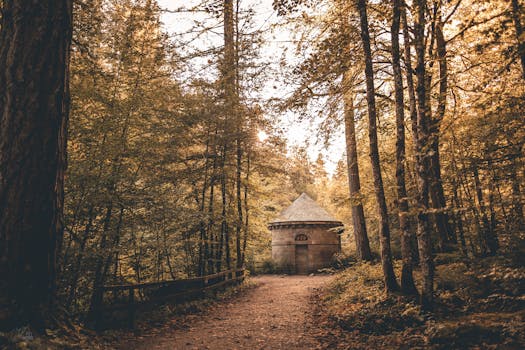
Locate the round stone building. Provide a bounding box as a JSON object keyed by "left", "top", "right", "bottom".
{"left": 269, "top": 193, "right": 343, "bottom": 274}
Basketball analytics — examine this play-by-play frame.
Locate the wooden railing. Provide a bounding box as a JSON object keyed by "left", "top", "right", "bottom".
{"left": 98, "top": 268, "right": 245, "bottom": 328}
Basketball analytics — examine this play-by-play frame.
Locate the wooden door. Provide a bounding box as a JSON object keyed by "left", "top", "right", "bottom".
{"left": 295, "top": 245, "right": 309, "bottom": 274}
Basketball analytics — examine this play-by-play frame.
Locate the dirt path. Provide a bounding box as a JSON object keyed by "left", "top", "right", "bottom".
{"left": 132, "top": 275, "right": 333, "bottom": 350}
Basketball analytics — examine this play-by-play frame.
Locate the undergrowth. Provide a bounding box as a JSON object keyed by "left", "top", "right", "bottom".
{"left": 314, "top": 254, "right": 525, "bottom": 350}
{"left": 0, "top": 280, "right": 256, "bottom": 350}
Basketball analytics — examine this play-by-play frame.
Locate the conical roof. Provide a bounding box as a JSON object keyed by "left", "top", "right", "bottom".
{"left": 270, "top": 193, "right": 340, "bottom": 223}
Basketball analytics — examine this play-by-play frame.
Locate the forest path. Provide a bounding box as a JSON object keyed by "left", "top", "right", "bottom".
{"left": 132, "top": 275, "right": 334, "bottom": 350}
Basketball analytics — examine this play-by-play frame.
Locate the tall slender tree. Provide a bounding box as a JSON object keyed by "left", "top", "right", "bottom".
{"left": 413, "top": 0, "right": 435, "bottom": 309}
{"left": 356, "top": 0, "right": 399, "bottom": 293}
{"left": 220, "top": 0, "right": 238, "bottom": 270}
{"left": 391, "top": 0, "right": 418, "bottom": 295}
{"left": 343, "top": 71, "right": 372, "bottom": 262}
{"left": 428, "top": 1, "right": 455, "bottom": 250}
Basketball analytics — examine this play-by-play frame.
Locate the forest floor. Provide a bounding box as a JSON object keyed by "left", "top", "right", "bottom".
{"left": 116, "top": 275, "right": 334, "bottom": 350}
{"left": 112, "top": 251, "right": 525, "bottom": 350}
{"left": 4, "top": 252, "right": 523, "bottom": 349}
{"left": 313, "top": 252, "right": 525, "bottom": 349}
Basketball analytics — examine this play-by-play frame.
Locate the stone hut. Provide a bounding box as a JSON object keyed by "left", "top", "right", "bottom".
{"left": 268, "top": 193, "right": 343, "bottom": 274}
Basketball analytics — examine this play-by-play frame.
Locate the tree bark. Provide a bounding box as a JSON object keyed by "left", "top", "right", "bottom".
{"left": 356, "top": 0, "right": 399, "bottom": 293}
{"left": 413, "top": 0, "right": 435, "bottom": 310}
{"left": 233, "top": 0, "right": 244, "bottom": 269}
{"left": 473, "top": 164, "right": 498, "bottom": 255}
{"left": 401, "top": 7, "right": 418, "bottom": 156}
{"left": 508, "top": 146, "right": 524, "bottom": 228}
{"left": 0, "top": 0, "right": 72, "bottom": 331}
{"left": 241, "top": 150, "right": 251, "bottom": 266}
{"left": 198, "top": 133, "right": 211, "bottom": 276}
{"left": 236, "top": 138, "right": 244, "bottom": 268}
{"left": 342, "top": 71, "right": 372, "bottom": 262}
{"left": 449, "top": 146, "right": 469, "bottom": 258}
{"left": 218, "top": 0, "right": 237, "bottom": 272}
{"left": 392, "top": 0, "right": 418, "bottom": 295}
{"left": 511, "top": 0, "right": 525, "bottom": 79}
{"left": 429, "top": 5, "right": 455, "bottom": 249}
{"left": 87, "top": 204, "right": 113, "bottom": 328}
{"left": 207, "top": 131, "right": 218, "bottom": 274}
{"left": 402, "top": 4, "right": 422, "bottom": 266}
{"left": 451, "top": 177, "right": 468, "bottom": 258}
{"left": 66, "top": 205, "right": 95, "bottom": 311}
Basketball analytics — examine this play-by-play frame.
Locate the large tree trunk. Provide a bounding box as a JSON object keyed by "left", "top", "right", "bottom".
{"left": 342, "top": 71, "right": 372, "bottom": 262}
{"left": 356, "top": 0, "right": 399, "bottom": 293}
{"left": 392, "top": 0, "right": 418, "bottom": 295}
{"left": 0, "top": 0, "right": 72, "bottom": 331}
{"left": 413, "top": 0, "right": 435, "bottom": 310}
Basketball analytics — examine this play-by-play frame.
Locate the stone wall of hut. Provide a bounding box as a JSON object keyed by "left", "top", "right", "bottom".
{"left": 270, "top": 223, "right": 341, "bottom": 274}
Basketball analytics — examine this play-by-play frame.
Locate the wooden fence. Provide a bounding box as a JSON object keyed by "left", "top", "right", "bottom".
{"left": 97, "top": 268, "right": 245, "bottom": 328}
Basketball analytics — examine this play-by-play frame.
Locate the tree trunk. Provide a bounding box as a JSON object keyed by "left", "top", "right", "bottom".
{"left": 451, "top": 177, "right": 468, "bottom": 258}
{"left": 342, "top": 71, "right": 372, "bottom": 262}
{"left": 198, "top": 134, "right": 211, "bottom": 276}
{"left": 233, "top": 0, "right": 244, "bottom": 269}
{"left": 402, "top": 3, "right": 422, "bottom": 266}
{"left": 392, "top": 0, "right": 418, "bottom": 295}
{"left": 449, "top": 146, "right": 469, "bottom": 258}
{"left": 428, "top": 7, "right": 455, "bottom": 249}
{"left": 66, "top": 205, "right": 95, "bottom": 310}
{"left": 241, "top": 151, "right": 251, "bottom": 266}
{"left": 356, "top": 0, "right": 399, "bottom": 293}
{"left": 486, "top": 157, "right": 498, "bottom": 235}
{"left": 511, "top": 0, "right": 525, "bottom": 79}
{"left": 508, "top": 147, "right": 524, "bottom": 228}
{"left": 236, "top": 138, "right": 244, "bottom": 268}
{"left": 207, "top": 137, "right": 218, "bottom": 274}
{"left": 473, "top": 164, "right": 498, "bottom": 255}
{"left": 87, "top": 204, "right": 113, "bottom": 328}
{"left": 218, "top": 0, "right": 237, "bottom": 272}
{"left": 0, "top": 0, "right": 72, "bottom": 331}
{"left": 414, "top": 0, "right": 435, "bottom": 310}
{"left": 401, "top": 7, "right": 419, "bottom": 158}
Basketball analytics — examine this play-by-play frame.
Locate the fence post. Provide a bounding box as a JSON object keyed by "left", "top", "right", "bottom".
{"left": 128, "top": 288, "right": 136, "bottom": 329}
